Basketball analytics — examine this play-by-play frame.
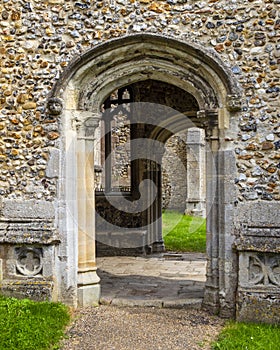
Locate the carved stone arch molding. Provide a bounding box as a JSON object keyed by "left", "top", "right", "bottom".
{"left": 53, "top": 34, "right": 240, "bottom": 112}
{"left": 50, "top": 34, "right": 241, "bottom": 314}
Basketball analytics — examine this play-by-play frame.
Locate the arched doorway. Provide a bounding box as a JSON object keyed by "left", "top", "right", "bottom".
{"left": 51, "top": 34, "right": 241, "bottom": 317}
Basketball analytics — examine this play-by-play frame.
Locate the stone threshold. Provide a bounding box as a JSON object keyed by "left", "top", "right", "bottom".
{"left": 100, "top": 297, "right": 203, "bottom": 309}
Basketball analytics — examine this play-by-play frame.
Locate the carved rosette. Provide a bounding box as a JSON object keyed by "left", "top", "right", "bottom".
{"left": 239, "top": 252, "right": 280, "bottom": 288}
{"left": 15, "top": 247, "right": 43, "bottom": 277}
{"left": 248, "top": 254, "right": 280, "bottom": 287}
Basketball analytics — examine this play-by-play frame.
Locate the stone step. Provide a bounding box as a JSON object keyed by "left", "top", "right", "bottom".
{"left": 100, "top": 297, "right": 203, "bottom": 309}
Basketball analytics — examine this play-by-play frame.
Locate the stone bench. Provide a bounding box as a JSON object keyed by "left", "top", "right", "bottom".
{"left": 96, "top": 230, "right": 148, "bottom": 255}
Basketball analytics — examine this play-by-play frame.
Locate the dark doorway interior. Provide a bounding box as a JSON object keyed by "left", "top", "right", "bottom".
{"left": 95, "top": 80, "right": 201, "bottom": 257}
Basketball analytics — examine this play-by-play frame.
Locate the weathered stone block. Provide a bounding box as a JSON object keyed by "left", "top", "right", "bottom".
{"left": 0, "top": 280, "right": 54, "bottom": 302}
{"left": 236, "top": 202, "right": 280, "bottom": 227}
{"left": 2, "top": 200, "right": 55, "bottom": 220}
{"left": 0, "top": 221, "right": 59, "bottom": 244}
{"left": 237, "top": 291, "right": 280, "bottom": 324}
{"left": 46, "top": 148, "right": 60, "bottom": 178}
{"left": 235, "top": 237, "right": 280, "bottom": 253}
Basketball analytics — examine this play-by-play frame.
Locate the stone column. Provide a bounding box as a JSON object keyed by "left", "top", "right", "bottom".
{"left": 202, "top": 118, "right": 221, "bottom": 314}
{"left": 185, "top": 127, "right": 206, "bottom": 217}
{"left": 76, "top": 112, "right": 101, "bottom": 306}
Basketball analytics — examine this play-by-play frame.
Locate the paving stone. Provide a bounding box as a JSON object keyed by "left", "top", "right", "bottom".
{"left": 97, "top": 253, "right": 206, "bottom": 308}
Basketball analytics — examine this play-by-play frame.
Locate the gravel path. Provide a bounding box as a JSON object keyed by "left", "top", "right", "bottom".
{"left": 60, "top": 306, "right": 224, "bottom": 350}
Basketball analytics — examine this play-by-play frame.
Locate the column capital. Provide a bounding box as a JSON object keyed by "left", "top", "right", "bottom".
{"left": 197, "top": 109, "right": 218, "bottom": 119}
{"left": 197, "top": 110, "right": 206, "bottom": 119}
{"left": 71, "top": 110, "right": 101, "bottom": 135}
{"left": 186, "top": 127, "right": 205, "bottom": 146}
{"left": 84, "top": 115, "right": 101, "bottom": 137}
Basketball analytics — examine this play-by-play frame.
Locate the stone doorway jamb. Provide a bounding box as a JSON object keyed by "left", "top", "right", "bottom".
{"left": 73, "top": 110, "right": 101, "bottom": 306}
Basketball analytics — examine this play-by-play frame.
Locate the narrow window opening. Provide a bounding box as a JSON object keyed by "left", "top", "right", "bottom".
{"left": 95, "top": 87, "right": 133, "bottom": 194}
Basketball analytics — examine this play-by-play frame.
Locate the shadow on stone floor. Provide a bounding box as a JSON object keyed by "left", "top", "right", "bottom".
{"left": 98, "top": 269, "right": 205, "bottom": 308}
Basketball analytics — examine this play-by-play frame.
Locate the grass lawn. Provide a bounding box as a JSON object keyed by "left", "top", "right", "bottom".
{"left": 0, "top": 295, "right": 70, "bottom": 350}
{"left": 162, "top": 210, "right": 206, "bottom": 252}
{"left": 212, "top": 321, "right": 280, "bottom": 350}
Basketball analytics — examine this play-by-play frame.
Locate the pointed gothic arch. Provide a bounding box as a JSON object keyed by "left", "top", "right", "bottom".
{"left": 51, "top": 34, "right": 241, "bottom": 317}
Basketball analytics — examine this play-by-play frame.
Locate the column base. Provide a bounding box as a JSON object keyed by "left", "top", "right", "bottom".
{"left": 202, "top": 284, "right": 220, "bottom": 315}
{"left": 185, "top": 199, "right": 206, "bottom": 218}
{"left": 152, "top": 240, "right": 165, "bottom": 253}
{"left": 77, "top": 269, "right": 101, "bottom": 307}
{"left": 78, "top": 284, "right": 101, "bottom": 307}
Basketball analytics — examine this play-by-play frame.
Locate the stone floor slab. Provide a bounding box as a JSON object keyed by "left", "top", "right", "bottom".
{"left": 97, "top": 252, "right": 207, "bottom": 308}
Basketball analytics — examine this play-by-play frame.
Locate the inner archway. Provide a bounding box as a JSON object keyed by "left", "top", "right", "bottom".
{"left": 94, "top": 80, "right": 201, "bottom": 256}
{"left": 51, "top": 34, "right": 241, "bottom": 317}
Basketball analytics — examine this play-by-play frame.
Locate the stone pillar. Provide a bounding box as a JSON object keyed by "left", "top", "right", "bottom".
{"left": 185, "top": 127, "right": 206, "bottom": 217}
{"left": 76, "top": 112, "right": 101, "bottom": 306}
{"left": 202, "top": 118, "right": 221, "bottom": 314}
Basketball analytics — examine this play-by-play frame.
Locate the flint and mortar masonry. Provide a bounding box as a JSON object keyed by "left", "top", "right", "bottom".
{"left": 0, "top": 0, "right": 279, "bottom": 201}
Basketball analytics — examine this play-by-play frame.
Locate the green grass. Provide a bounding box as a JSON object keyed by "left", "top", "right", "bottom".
{"left": 0, "top": 295, "right": 70, "bottom": 350}
{"left": 162, "top": 210, "right": 206, "bottom": 252}
{"left": 212, "top": 321, "right": 280, "bottom": 350}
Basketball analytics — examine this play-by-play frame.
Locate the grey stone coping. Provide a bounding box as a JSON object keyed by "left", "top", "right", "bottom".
{"left": 0, "top": 221, "right": 59, "bottom": 244}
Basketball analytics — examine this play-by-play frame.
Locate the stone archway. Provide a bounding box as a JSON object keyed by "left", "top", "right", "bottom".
{"left": 51, "top": 34, "right": 241, "bottom": 317}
